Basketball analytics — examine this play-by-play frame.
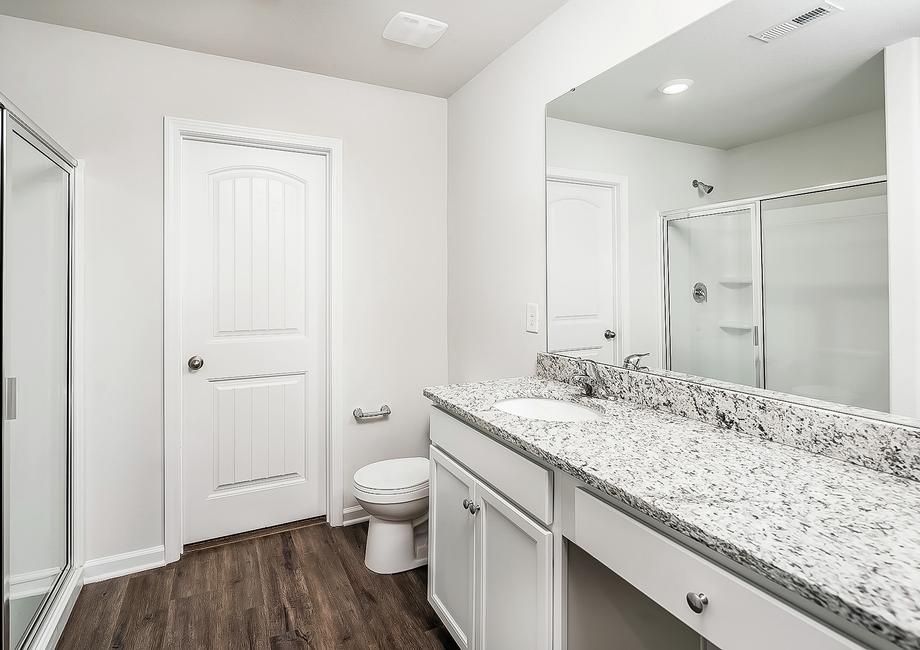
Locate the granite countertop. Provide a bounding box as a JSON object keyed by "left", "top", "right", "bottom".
{"left": 424, "top": 376, "right": 920, "bottom": 650}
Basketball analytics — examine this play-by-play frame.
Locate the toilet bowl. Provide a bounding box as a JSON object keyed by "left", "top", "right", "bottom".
{"left": 352, "top": 457, "right": 429, "bottom": 574}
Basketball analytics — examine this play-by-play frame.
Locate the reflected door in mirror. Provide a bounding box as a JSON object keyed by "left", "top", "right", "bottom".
{"left": 547, "top": 178, "right": 620, "bottom": 364}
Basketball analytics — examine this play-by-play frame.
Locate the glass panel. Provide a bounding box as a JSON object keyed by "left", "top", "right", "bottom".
{"left": 3, "top": 128, "right": 69, "bottom": 647}
{"left": 666, "top": 208, "right": 756, "bottom": 386}
{"left": 761, "top": 182, "right": 888, "bottom": 411}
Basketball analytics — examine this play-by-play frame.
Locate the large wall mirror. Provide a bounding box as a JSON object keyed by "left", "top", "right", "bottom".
{"left": 545, "top": 0, "right": 920, "bottom": 419}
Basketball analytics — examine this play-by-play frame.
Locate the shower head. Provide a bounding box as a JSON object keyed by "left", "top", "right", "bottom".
{"left": 692, "top": 179, "right": 714, "bottom": 195}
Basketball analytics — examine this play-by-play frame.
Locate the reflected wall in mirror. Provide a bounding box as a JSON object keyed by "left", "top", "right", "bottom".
{"left": 545, "top": 0, "right": 920, "bottom": 418}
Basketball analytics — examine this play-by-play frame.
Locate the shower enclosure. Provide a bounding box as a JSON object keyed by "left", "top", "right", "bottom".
{"left": 661, "top": 178, "right": 889, "bottom": 412}
{"left": 1, "top": 94, "right": 79, "bottom": 649}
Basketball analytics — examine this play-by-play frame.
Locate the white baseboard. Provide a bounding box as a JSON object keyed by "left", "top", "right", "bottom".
{"left": 30, "top": 566, "right": 83, "bottom": 650}
{"left": 83, "top": 545, "right": 166, "bottom": 584}
{"left": 10, "top": 566, "right": 63, "bottom": 600}
{"left": 342, "top": 505, "right": 369, "bottom": 526}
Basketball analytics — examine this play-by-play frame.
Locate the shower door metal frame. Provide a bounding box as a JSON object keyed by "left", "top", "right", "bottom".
{"left": 659, "top": 201, "right": 765, "bottom": 388}
{"left": 0, "top": 91, "right": 78, "bottom": 650}
{"left": 659, "top": 175, "right": 888, "bottom": 393}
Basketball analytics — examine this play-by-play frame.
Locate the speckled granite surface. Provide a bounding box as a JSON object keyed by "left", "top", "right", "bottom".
{"left": 424, "top": 376, "right": 920, "bottom": 650}
{"left": 537, "top": 352, "right": 920, "bottom": 483}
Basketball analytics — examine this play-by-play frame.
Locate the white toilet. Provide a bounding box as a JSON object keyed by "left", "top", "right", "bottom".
{"left": 352, "top": 457, "right": 430, "bottom": 574}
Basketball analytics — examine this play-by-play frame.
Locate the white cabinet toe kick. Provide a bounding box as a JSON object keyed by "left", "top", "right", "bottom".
{"left": 427, "top": 406, "right": 886, "bottom": 650}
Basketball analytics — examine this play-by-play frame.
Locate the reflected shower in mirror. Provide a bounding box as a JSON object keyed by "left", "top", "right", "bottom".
{"left": 545, "top": 0, "right": 920, "bottom": 418}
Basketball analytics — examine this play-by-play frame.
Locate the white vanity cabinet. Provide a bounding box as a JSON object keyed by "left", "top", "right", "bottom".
{"left": 429, "top": 409, "right": 553, "bottom": 650}
{"left": 428, "top": 405, "right": 873, "bottom": 650}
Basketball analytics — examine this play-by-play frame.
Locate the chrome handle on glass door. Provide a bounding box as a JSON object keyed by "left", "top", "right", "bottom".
{"left": 3, "top": 377, "right": 16, "bottom": 421}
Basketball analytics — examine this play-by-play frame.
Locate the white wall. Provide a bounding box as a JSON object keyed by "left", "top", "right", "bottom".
{"left": 0, "top": 16, "right": 448, "bottom": 563}
{"left": 722, "top": 109, "right": 887, "bottom": 199}
{"left": 885, "top": 38, "right": 920, "bottom": 418}
{"left": 446, "top": 0, "right": 735, "bottom": 383}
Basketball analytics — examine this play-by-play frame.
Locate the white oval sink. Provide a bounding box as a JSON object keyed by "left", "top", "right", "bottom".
{"left": 493, "top": 397, "right": 600, "bottom": 422}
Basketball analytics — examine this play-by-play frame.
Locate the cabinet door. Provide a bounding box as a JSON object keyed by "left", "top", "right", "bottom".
{"left": 429, "top": 446, "right": 477, "bottom": 650}
{"left": 475, "top": 480, "right": 552, "bottom": 650}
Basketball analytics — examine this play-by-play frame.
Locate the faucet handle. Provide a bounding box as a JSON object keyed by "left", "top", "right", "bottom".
{"left": 571, "top": 373, "right": 597, "bottom": 397}
{"left": 623, "top": 352, "right": 651, "bottom": 370}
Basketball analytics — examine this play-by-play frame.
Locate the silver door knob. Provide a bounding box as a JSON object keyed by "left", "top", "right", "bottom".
{"left": 604, "top": 329, "right": 617, "bottom": 340}
{"left": 187, "top": 355, "right": 204, "bottom": 371}
{"left": 686, "top": 592, "right": 709, "bottom": 613}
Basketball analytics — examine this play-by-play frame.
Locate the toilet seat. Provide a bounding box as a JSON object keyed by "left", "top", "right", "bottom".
{"left": 352, "top": 456, "right": 430, "bottom": 573}
{"left": 352, "top": 457, "right": 429, "bottom": 504}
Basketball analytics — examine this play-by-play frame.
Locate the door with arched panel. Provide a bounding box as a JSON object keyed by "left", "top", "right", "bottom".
{"left": 180, "top": 140, "right": 327, "bottom": 543}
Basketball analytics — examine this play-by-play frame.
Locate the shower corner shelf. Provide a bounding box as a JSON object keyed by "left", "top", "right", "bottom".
{"left": 718, "top": 321, "right": 753, "bottom": 332}
{"left": 718, "top": 275, "right": 753, "bottom": 287}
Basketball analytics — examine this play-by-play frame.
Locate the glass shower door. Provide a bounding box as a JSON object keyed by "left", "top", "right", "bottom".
{"left": 664, "top": 205, "right": 762, "bottom": 387}
{"left": 761, "top": 181, "right": 888, "bottom": 410}
{"left": 2, "top": 110, "right": 72, "bottom": 649}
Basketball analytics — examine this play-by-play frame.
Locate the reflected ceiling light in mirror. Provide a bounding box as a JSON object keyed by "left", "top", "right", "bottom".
{"left": 658, "top": 78, "right": 694, "bottom": 95}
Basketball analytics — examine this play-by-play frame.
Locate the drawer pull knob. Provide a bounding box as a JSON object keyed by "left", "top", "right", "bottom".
{"left": 686, "top": 592, "right": 709, "bottom": 614}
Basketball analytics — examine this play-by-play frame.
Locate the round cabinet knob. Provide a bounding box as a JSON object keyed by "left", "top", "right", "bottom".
{"left": 187, "top": 355, "right": 205, "bottom": 371}
{"left": 462, "top": 498, "right": 480, "bottom": 515}
{"left": 604, "top": 329, "right": 617, "bottom": 340}
{"left": 686, "top": 592, "right": 709, "bottom": 614}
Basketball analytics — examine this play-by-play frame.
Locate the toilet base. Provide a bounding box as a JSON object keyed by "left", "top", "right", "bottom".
{"left": 364, "top": 516, "right": 428, "bottom": 574}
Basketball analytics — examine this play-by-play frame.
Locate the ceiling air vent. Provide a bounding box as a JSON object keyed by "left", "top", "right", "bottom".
{"left": 750, "top": 2, "right": 843, "bottom": 43}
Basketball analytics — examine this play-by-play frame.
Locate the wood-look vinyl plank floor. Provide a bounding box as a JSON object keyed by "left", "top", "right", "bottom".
{"left": 59, "top": 523, "right": 457, "bottom": 650}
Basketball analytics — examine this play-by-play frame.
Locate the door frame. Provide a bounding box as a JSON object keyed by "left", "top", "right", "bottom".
{"left": 163, "top": 117, "right": 344, "bottom": 563}
{"left": 545, "top": 167, "right": 630, "bottom": 362}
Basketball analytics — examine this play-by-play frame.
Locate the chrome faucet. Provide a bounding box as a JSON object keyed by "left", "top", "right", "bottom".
{"left": 571, "top": 358, "right": 601, "bottom": 397}
{"left": 623, "top": 352, "right": 650, "bottom": 371}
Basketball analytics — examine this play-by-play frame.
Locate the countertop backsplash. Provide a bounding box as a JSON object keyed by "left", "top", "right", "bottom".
{"left": 537, "top": 352, "right": 920, "bottom": 483}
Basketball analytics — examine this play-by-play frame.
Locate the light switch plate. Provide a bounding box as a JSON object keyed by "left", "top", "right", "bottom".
{"left": 525, "top": 302, "right": 540, "bottom": 333}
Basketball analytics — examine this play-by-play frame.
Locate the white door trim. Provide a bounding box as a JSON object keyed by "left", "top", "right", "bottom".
{"left": 163, "top": 117, "right": 344, "bottom": 563}
{"left": 545, "top": 167, "right": 630, "bottom": 360}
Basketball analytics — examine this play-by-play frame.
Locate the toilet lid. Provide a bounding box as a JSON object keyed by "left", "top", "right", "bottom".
{"left": 353, "top": 457, "right": 429, "bottom": 494}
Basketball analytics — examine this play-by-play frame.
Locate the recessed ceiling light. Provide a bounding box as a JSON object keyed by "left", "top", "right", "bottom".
{"left": 383, "top": 12, "right": 448, "bottom": 49}
{"left": 658, "top": 78, "right": 694, "bottom": 95}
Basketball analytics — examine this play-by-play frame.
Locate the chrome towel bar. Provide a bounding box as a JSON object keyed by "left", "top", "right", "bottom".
{"left": 353, "top": 405, "right": 392, "bottom": 421}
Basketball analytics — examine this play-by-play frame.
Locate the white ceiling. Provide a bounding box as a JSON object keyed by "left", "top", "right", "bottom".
{"left": 0, "top": 0, "right": 570, "bottom": 97}
{"left": 547, "top": 0, "right": 920, "bottom": 149}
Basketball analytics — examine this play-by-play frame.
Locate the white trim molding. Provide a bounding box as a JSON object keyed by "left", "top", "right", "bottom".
{"left": 9, "top": 568, "right": 64, "bottom": 600}
{"left": 83, "top": 546, "right": 166, "bottom": 584}
{"left": 35, "top": 568, "right": 83, "bottom": 650}
{"left": 163, "top": 117, "right": 345, "bottom": 563}
{"left": 545, "top": 167, "right": 631, "bottom": 360}
{"left": 342, "top": 505, "right": 370, "bottom": 527}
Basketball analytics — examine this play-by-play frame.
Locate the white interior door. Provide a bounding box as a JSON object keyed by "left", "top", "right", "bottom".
{"left": 547, "top": 179, "right": 619, "bottom": 364}
{"left": 180, "top": 138, "right": 327, "bottom": 544}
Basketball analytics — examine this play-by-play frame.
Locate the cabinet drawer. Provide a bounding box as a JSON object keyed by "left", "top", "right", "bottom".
{"left": 571, "top": 488, "right": 862, "bottom": 650}
{"left": 430, "top": 407, "right": 553, "bottom": 525}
